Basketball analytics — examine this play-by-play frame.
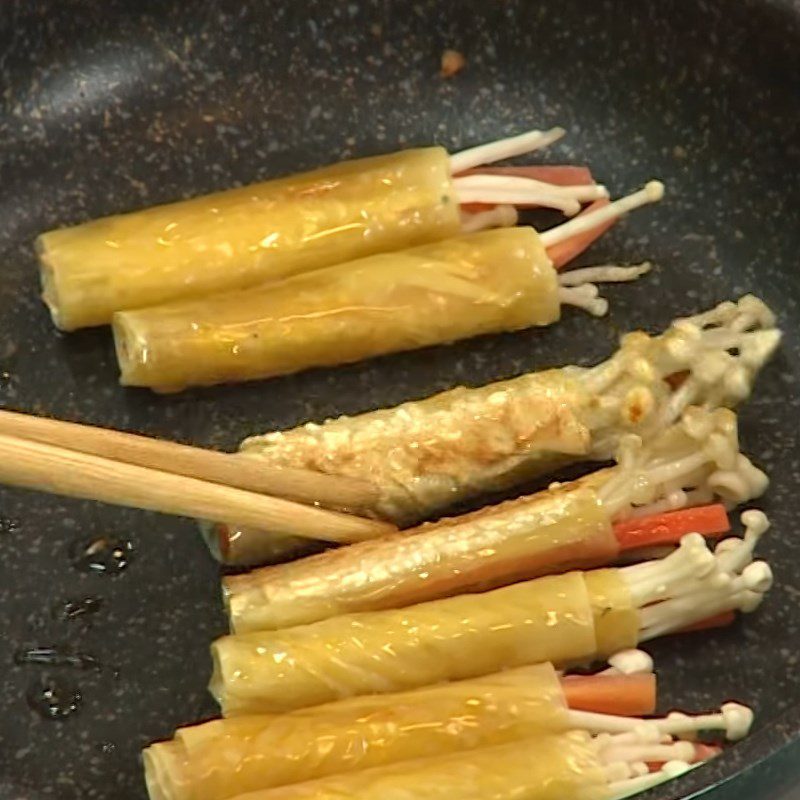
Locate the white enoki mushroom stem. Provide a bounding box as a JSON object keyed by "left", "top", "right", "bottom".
{"left": 683, "top": 297, "right": 776, "bottom": 332}
{"left": 601, "top": 649, "right": 655, "bottom": 676}
{"left": 603, "top": 741, "right": 696, "bottom": 766}
{"left": 716, "top": 509, "right": 770, "bottom": 573}
{"left": 568, "top": 701, "right": 754, "bottom": 742}
{"left": 626, "top": 488, "right": 712, "bottom": 519}
{"left": 559, "top": 263, "right": 652, "bottom": 288}
{"left": 558, "top": 648, "right": 653, "bottom": 678}
{"left": 572, "top": 295, "right": 780, "bottom": 470}
{"left": 581, "top": 295, "right": 779, "bottom": 399}
{"left": 459, "top": 204, "right": 519, "bottom": 233}
{"left": 596, "top": 408, "right": 769, "bottom": 521}
{"left": 622, "top": 533, "right": 717, "bottom": 607}
{"left": 618, "top": 512, "right": 773, "bottom": 639}
{"left": 638, "top": 561, "right": 772, "bottom": 641}
{"left": 558, "top": 285, "right": 609, "bottom": 317}
{"left": 558, "top": 263, "right": 652, "bottom": 318}
{"left": 454, "top": 174, "right": 608, "bottom": 215}
{"left": 448, "top": 126, "right": 566, "bottom": 174}
{"left": 597, "top": 730, "right": 707, "bottom": 795}
{"left": 649, "top": 295, "right": 781, "bottom": 428}
{"left": 540, "top": 181, "right": 665, "bottom": 248}
{"left": 608, "top": 761, "right": 697, "bottom": 800}
{"left": 654, "top": 332, "right": 782, "bottom": 428}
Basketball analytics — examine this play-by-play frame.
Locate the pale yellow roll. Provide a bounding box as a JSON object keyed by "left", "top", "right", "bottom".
{"left": 209, "top": 571, "right": 596, "bottom": 715}
{"left": 224, "top": 477, "right": 617, "bottom": 633}
{"left": 144, "top": 664, "right": 569, "bottom": 800}
{"left": 38, "top": 148, "right": 459, "bottom": 330}
{"left": 201, "top": 732, "right": 609, "bottom": 800}
{"left": 113, "top": 227, "right": 558, "bottom": 391}
{"left": 584, "top": 569, "right": 640, "bottom": 659}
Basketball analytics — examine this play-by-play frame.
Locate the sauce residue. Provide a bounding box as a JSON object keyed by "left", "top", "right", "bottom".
{"left": 70, "top": 536, "right": 134, "bottom": 575}
{"left": 26, "top": 675, "right": 82, "bottom": 720}
{"left": 15, "top": 646, "right": 102, "bottom": 671}
{"left": 54, "top": 595, "right": 103, "bottom": 622}
{"left": 0, "top": 517, "right": 20, "bottom": 535}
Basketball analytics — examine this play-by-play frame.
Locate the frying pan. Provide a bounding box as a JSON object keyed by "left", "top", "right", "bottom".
{"left": 1, "top": 1, "right": 799, "bottom": 798}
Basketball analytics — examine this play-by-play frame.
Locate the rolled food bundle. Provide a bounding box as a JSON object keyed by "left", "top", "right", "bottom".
{"left": 113, "top": 227, "right": 553, "bottom": 391}
{"left": 151, "top": 661, "right": 749, "bottom": 800}
{"left": 148, "top": 650, "right": 753, "bottom": 800}
{"left": 145, "top": 662, "right": 571, "bottom": 800}
{"left": 210, "top": 511, "right": 772, "bottom": 715}
{"left": 225, "top": 406, "right": 767, "bottom": 632}
{"left": 209, "top": 732, "right": 611, "bottom": 800}
{"left": 38, "top": 127, "right": 599, "bottom": 330}
{"left": 214, "top": 295, "right": 779, "bottom": 565}
{"left": 168, "top": 729, "right": 730, "bottom": 800}
{"left": 113, "top": 179, "right": 663, "bottom": 393}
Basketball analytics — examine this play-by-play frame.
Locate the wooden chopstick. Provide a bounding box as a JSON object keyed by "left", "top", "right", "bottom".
{"left": 0, "top": 409, "right": 378, "bottom": 515}
{"left": 0, "top": 432, "right": 396, "bottom": 543}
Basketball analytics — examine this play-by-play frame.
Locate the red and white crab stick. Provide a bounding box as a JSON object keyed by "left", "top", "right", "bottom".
{"left": 39, "top": 126, "right": 608, "bottom": 330}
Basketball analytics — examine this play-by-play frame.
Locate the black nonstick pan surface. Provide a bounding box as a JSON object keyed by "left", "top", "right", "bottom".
{"left": 1, "top": 1, "right": 799, "bottom": 798}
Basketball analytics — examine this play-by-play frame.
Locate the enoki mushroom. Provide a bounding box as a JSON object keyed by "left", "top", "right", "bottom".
{"left": 449, "top": 128, "right": 664, "bottom": 251}
{"left": 620, "top": 510, "right": 773, "bottom": 640}
{"left": 577, "top": 296, "right": 781, "bottom": 458}
{"left": 596, "top": 407, "right": 768, "bottom": 521}
{"left": 558, "top": 262, "right": 653, "bottom": 317}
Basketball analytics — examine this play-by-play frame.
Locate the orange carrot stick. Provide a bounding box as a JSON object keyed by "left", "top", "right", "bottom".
{"left": 560, "top": 673, "right": 657, "bottom": 717}
{"left": 546, "top": 197, "right": 614, "bottom": 268}
{"left": 614, "top": 505, "right": 731, "bottom": 551}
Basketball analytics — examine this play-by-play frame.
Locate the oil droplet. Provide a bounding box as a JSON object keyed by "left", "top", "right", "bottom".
{"left": 98, "top": 741, "right": 116, "bottom": 755}
{"left": 54, "top": 596, "right": 103, "bottom": 622}
{"left": 0, "top": 517, "right": 20, "bottom": 535}
{"left": 14, "top": 645, "right": 102, "bottom": 671}
{"left": 70, "top": 536, "right": 134, "bottom": 575}
{"left": 26, "top": 675, "right": 82, "bottom": 720}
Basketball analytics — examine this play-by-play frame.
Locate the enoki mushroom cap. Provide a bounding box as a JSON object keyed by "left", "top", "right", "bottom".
{"left": 629, "top": 513, "right": 774, "bottom": 641}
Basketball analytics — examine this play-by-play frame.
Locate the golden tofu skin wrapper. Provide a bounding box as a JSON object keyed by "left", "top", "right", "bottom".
{"left": 39, "top": 147, "right": 459, "bottom": 329}
{"left": 113, "top": 227, "right": 558, "bottom": 390}
{"left": 187, "top": 732, "right": 609, "bottom": 800}
{"left": 584, "top": 569, "right": 640, "bottom": 659}
{"left": 224, "top": 481, "right": 616, "bottom": 632}
{"left": 241, "top": 366, "right": 592, "bottom": 526}
{"left": 144, "top": 665, "right": 569, "bottom": 800}
{"left": 210, "top": 571, "right": 597, "bottom": 715}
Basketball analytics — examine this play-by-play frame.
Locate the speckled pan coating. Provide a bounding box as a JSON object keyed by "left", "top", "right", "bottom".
{"left": 0, "top": 1, "right": 798, "bottom": 798}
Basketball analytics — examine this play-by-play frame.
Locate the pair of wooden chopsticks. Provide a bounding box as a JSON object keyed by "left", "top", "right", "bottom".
{"left": 0, "top": 409, "right": 395, "bottom": 543}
